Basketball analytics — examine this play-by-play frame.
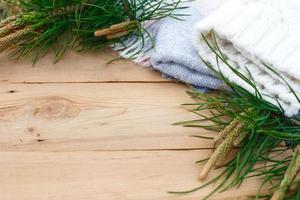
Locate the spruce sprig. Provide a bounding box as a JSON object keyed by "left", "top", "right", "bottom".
{"left": 170, "top": 32, "right": 300, "bottom": 200}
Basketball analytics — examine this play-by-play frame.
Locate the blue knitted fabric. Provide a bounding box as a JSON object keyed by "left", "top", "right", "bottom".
{"left": 150, "top": 7, "right": 226, "bottom": 91}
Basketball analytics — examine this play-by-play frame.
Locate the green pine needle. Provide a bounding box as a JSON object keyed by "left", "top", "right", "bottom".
{"left": 171, "top": 32, "right": 300, "bottom": 199}
{"left": 2, "top": 0, "right": 186, "bottom": 63}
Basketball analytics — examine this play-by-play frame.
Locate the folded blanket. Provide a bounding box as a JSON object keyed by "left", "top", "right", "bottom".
{"left": 194, "top": 0, "right": 300, "bottom": 117}
{"left": 116, "top": 0, "right": 300, "bottom": 116}
{"left": 151, "top": 6, "right": 226, "bottom": 90}
{"left": 115, "top": 1, "right": 226, "bottom": 90}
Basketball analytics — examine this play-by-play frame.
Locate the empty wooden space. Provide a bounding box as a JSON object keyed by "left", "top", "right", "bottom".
{"left": 0, "top": 50, "right": 264, "bottom": 200}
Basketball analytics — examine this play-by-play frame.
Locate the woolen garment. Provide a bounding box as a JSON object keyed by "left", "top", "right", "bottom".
{"left": 116, "top": 0, "right": 300, "bottom": 117}
{"left": 115, "top": 1, "right": 227, "bottom": 91}
{"left": 150, "top": 6, "right": 226, "bottom": 90}
{"left": 194, "top": 0, "right": 300, "bottom": 117}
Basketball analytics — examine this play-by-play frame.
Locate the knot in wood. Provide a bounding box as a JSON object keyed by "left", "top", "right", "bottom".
{"left": 33, "top": 96, "right": 80, "bottom": 120}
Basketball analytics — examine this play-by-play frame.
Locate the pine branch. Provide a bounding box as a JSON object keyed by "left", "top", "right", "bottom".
{"left": 271, "top": 145, "right": 300, "bottom": 200}
{"left": 0, "top": 26, "right": 31, "bottom": 53}
{"left": 94, "top": 21, "right": 136, "bottom": 39}
{"left": 199, "top": 119, "right": 244, "bottom": 180}
{"left": 172, "top": 32, "right": 300, "bottom": 200}
{"left": 0, "top": 0, "right": 185, "bottom": 63}
{"left": 0, "top": 0, "right": 19, "bottom": 19}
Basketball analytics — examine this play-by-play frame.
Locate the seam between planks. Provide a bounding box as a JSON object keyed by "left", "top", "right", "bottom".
{"left": 0, "top": 148, "right": 216, "bottom": 153}
{"left": 0, "top": 81, "right": 174, "bottom": 84}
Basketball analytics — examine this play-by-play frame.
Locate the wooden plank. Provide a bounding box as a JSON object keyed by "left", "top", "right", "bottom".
{"left": 0, "top": 83, "right": 216, "bottom": 151}
{"left": 0, "top": 49, "right": 267, "bottom": 200}
{"left": 0, "top": 150, "right": 266, "bottom": 200}
{"left": 0, "top": 49, "right": 168, "bottom": 83}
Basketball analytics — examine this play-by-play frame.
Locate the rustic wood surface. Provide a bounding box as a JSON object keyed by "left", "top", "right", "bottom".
{"left": 0, "top": 50, "right": 265, "bottom": 200}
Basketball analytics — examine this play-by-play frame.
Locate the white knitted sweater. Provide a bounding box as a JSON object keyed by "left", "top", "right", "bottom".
{"left": 194, "top": 0, "right": 300, "bottom": 117}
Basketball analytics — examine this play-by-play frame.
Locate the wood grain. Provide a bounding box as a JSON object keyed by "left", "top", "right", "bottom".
{"left": 0, "top": 150, "right": 265, "bottom": 200}
{"left": 0, "top": 50, "right": 266, "bottom": 199}
{"left": 0, "top": 49, "right": 168, "bottom": 83}
{"left": 0, "top": 83, "right": 215, "bottom": 151}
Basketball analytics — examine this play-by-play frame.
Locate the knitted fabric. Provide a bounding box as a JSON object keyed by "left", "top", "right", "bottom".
{"left": 151, "top": 6, "right": 226, "bottom": 90}
{"left": 195, "top": 0, "right": 300, "bottom": 117}
{"left": 115, "top": 1, "right": 227, "bottom": 90}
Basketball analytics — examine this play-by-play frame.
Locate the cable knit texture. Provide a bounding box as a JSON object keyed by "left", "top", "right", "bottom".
{"left": 195, "top": 0, "right": 300, "bottom": 117}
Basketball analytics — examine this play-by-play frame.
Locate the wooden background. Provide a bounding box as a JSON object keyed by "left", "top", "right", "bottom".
{"left": 0, "top": 50, "right": 264, "bottom": 200}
